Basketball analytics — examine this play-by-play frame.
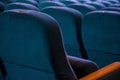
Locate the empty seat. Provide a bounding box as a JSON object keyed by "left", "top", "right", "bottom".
{"left": 60, "top": 0, "right": 78, "bottom": 6}
{"left": 1, "top": 0, "right": 14, "bottom": 5}
{"left": 38, "top": 1, "right": 65, "bottom": 10}
{"left": 107, "top": 0, "right": 119, "bottom": 4}
{"left": 82, "top": 11, "right": 120, "bottom": 67}
{"left": 100, "top": 1, "right": 112, "bottom": 7}
{"left": 78, "top": 0, "right": 91, "bottom": 3}
{"left": 68, "top": 4, "right": 96, "bottom": 16}
{"left": 110, "top": 3, "right": 120, "bottom": 7}
{"left": 86, "top": 2, "right": 106, "bottom": 10}
{"left": 5, "top": 2, "right": 39, "bottom": 11}
{"left": 42, "top": 6, "right": 88, "bottom": 59}
{"left": 0, "top": 9, "right": 78, "bottom": 80}
{"left": 15, "top": 0, "right": 39, "bottom": 7}
{"left": 0, "top": 9, "right": 120, "bottom": 80}
{"left": 102, "top": 7, "right": 120, "bottom": 12}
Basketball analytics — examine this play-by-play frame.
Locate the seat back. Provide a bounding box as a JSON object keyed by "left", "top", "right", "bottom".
{"left": 15, "top": 0, "right": 39, "bottom": 7}
{"left": 38, "top": 1, "right": 65, "bottom": 10}
{"left": 42, "top": 7, "right": 88, "bottom": 59}
{"left": 100, "top": 1, "right": 112, "bottom": 7}
{"left": 82, "top": 11, "right": 120, "bottom": 67}
{"left": 110, "top": 3, "right": 120, "bottom": 7}
{"left": 0, "top": 0, "right": 14, "bottom": 4}
{"left": 68, "top": 4, "right": 96, "bottom": 16}
{"left": 0, "top": 9, "right": 77, "bottom": 80}
{"left": 102, "top": 7, "right": 120, "bottom": 12}
{"left": 86, "top": 2, "right": 106, "bottom": 10}
{"left": 60, "top": 0, "right": 78, "bottom": 6}
{"left": 5, "top": 2, "right": 39, "bottom": 11}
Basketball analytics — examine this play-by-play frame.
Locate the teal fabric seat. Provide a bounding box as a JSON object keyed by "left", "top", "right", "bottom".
{"left": 82, "top": 11, "right": 120, "bottom": 67}
{"left": 107, "top": 0, "right": 119, "bottom": 4}
{"left": 110, "top": 3, "right": 120, "bottom": 7}
{"left": 78, "top": 0, "right": 91, "bottom": 3}
{"left": 38, "top": 1, "right": 65, "bottom": 10}
{"left": 102, "top": 7, "right": 120, "bottom": 12}
{"left": 0, "top": 9, "right": 77, "bottom": 80}
{"left": 42, "top": 7, "right": 88, "bottom": 59}
{"left": 5, "top": 2, "right": 39, "bottom": 11}
{"left": 86, "top": 2, "right": 106, "bottom": 10}
{"left": 60, "top": 0, "right": 78, "bottom": 6}
{"left": 15, "top": 0, "right": 39, "bottom": 7}
{"left": 68, "top": 4, "right": 96, "bottom": 16}
{"left": 0, "top": 0, "right": 14, "bottom": 5}
{"left": 100, "top": 1, "right": 112, "bottom": 7}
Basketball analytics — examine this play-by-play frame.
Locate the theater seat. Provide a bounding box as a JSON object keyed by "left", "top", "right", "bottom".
{"left": 110, "top": 3, "right": 120, "bottom": 7}
{"left": 102, "top": 7, "right": 120, "bottom": 12}
{"left": 5, "top": 2, "right": 39, "bottom": 11}
{"left": 60, "top": 0, "right": 78, "bottom": 6}
{"left": 15, "top": 0, "right": 39, "bottom": 7}
{"left": 0, "top": 9, "right": 77, "bottom": 80}
{"left": 68, "top": 4, "right": 96, "bottom": 16}
{"left": 100, "top": 1, "right": 112, "bottom": 7}
{"left": 107, "top": 0, "right": 119, "bottom": 4}
{"left": 38, "top": 1, "right": 65, "bottom": 10}
{"left": 86, "top": 2, "right": 106, "bottom": 10}
{"left": 82, "top": 10, "right": 120, "bottom": 67}
{"left": 42, "top": 6, "right": 88, "bottom": 59}
{"left": 0, "top": 0, "right": 14, "bottom": 4}
{"left": 0, "top": 9, "right": 120, "bottom": 80}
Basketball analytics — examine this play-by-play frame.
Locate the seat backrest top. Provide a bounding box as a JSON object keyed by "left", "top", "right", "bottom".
{"left": 0, "top": 9, "right": 77, "bottom": 80}
{"left": 5, "top": 2, "right": 39, "bottom": 11}
{"left": 68, "top": 4, "right": 96, "bottom": 16}
{"left": 42, "top": 7, "right": 88, "bottom": 58}
{"left": 82, "top": 10, "right": 120, "bottom": 54}
{"left": 38, "top": 1, "right": 65, "bottom": 10}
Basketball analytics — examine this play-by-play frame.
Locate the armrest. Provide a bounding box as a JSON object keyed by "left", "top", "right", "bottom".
{"left": 79, "top": 62, "right": 120, "bottom": 80}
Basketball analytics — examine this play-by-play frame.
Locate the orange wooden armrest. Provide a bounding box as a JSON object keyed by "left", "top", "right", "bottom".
{"left": 79, "top": 62, "right": 120, "bottom": 80}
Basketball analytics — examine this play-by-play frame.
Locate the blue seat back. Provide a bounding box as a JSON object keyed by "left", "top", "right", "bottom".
{"left": 82, "top": 11, "right": 120, "bottom": 67}
{"left": 42, "top": 7, "right": 88, "bottom": 59}
{"left": 0, "top": 9, "right": 76, "bottom": 80}
{"left": 5, "top": 2, "right": 39, "bottom": 11}
{"left": 102, "top": 7, "right": 120, "bottom": 12}
{"left": 68, "top": 4, "right": 96, "bottom": 16}
{"left": 38, "top": 1, "right": 65, "bottom": 10}
{"left": 86, "top": 2, "right": 106, "bottom": 9}
{"left": 15, "top": 0, "right": 39, "bottom": 7}
{"left": 60, "top": 0, "right": 78, "bottom": 6}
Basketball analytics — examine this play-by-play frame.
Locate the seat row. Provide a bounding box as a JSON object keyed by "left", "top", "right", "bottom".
{"left": 1, "top": 0, "right": 120, "bottom": 67}
{"left": 0, "top": 8, "right": 120, "bottom": 80}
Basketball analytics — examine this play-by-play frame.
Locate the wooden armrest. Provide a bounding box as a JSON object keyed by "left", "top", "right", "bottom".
{"left": 80, "top": 62, "right": 120, "bottom": 80}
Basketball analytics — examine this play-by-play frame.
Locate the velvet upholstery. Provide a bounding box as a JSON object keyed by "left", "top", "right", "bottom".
{"left": 60, "top": 0, "right": 78, "bottom": 6}
{"left": 38, "top": 1, "right": 65, "bottom": 10}
{"left": 86, "top": 2, "right": 106, "bottom": 9}
{"left": 0, "top": 9, "right": 77, "bottom": 80}
{"left": 42, "top": 7, "right": 88, "bottom": 59}
{"left": 102, "top": 7, "right": 120, "bottom": 12}
{"left": 82, "top": 10, "right": 120, "bottom": 67}
{"left": 68, "top": 4, "right": 96, "bottom": 16}
{"left": 5, "top": 2, "right": 39, "bottom": 11}
{"left": 15, "top": 0, "right": 39, "bottom": 7}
